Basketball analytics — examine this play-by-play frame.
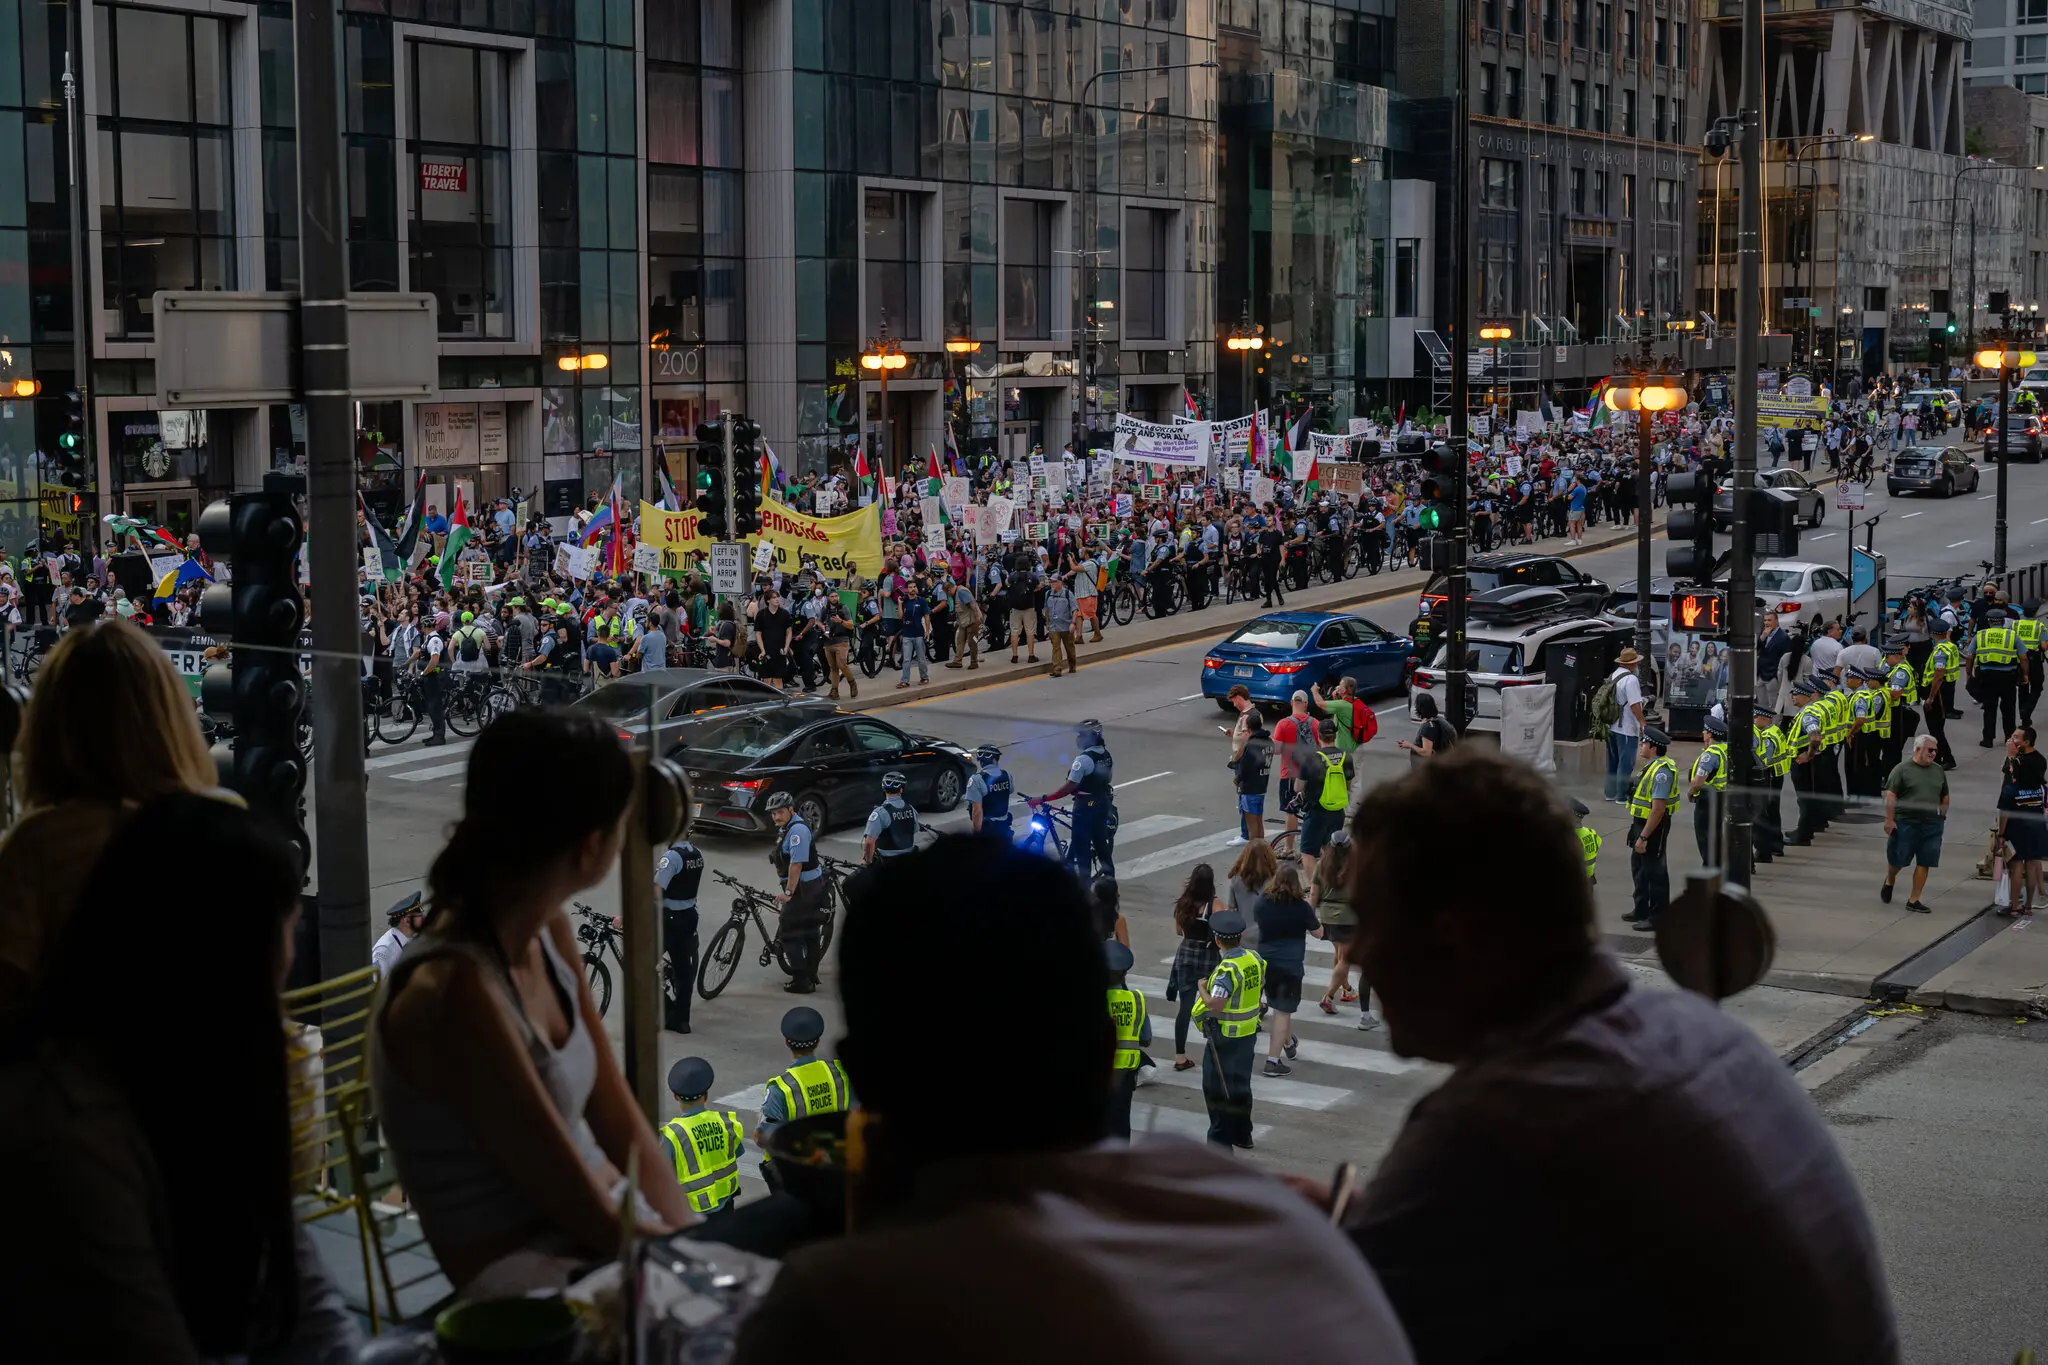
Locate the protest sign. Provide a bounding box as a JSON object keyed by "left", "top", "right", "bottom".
{"left": 1111, "top": 414, "right": 1205, "bottom": 467}
{"left": 1249, "top": 475, "right": 1275, "bottom": 506}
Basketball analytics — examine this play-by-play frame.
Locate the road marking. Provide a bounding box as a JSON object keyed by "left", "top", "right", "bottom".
{"left": 1176, "top": 692, "right": 1207, "bottom": 702}
{"left": 1808, "top": 532, "right": 1836, "bottom": 541}
{"left": 365, "top": 740, "right": 476, "bottom": 771}
{"left": 1137, "top": 1055, "right": 1352, "bottom": 1109}
{"left": 1111, "top": 829, "right": 1243, "bottom": 882}
{"left": 390, "top": 761, "right": 470, "bottom": 783}
{"left": 1117, "top": 770, "right": 1173, "bottom": 790}
{"left": 2034, "top": 518, "right": 2048, "bottom": 525}
{"left": 1285, "top": 1034, "right": 1428, "bottom": 1076}
{"left": 1111, "top": 813, "right": 1203, "bottom": 842}
{"left": 1979, "top": 493, "right": 1997, "bottom": 500}
{"left": 1901, "top": 511, "right": 1923, "bottom": 518}
{"left": 1128, "top": 1102, "right": 1273, "bottom": 1143}
{"left": 1947, "top": 540, "right": 1973, "bottom": 548}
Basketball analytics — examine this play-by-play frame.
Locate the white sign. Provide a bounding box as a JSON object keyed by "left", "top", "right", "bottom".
{"left": 478, "top": 402, "right": 508, "bottom": 464}
{"left": 922, "top": 522, "right": 947, "bottom": 554}
{"left": 709, "top": 542, "right": 746, "bottom": 594}
{"left": 1219, "top": 467, "right": 1241, "bottom": 491}
{"left": 921, "top": 496, "right": 945, "bottom": 530}
{"left": 554, "top": 543, "right": 593, "bottom": 580}
{"left": 814, "top": 487, "right": 840, "bottom": 515}
{"left": 1201, "top": 412, "right": 1258, "bottom": 460}
{"left": 1026, "top": 520, "right": 1048, "bottom": 542}
{"left": 1348, "top": 416, "right": 1374, "bottom": 439}
{"left": 1472, "top": 413, "right": 1492, "bottom": 437}
{"left": 752, "top": 539, "right": 777, "bottom": 572}
{"left": 1836, "top": 480, "right": 1867, "bottom": 510}
{"left": 417, "top": 403, "right": 479, "bottom": 467}
{"left": 1177, "top": 483, "right": 1196, "bottom": 502}
{"left": 1029, "top": 453, "right": 1046, "bottom": 477}
{"left": 941, "top": 476, "right": 971, "bottom": 515}
{"left": 1111, "top": 414, "right": 1206, "bottom": 467}
{"left": 984, "top": 494, "right": 1016, "bottom": 535}
{"left": 1249, "top": 475, "right": 1275, "bottom": 506}
{"left": 361, "top": 546, "right": 380, "bottom": 579}
{"left": 631, "top": 543, "right": 663, "bottom": 574}
{"left": 1043, "top": 462, "right": 1066, "bottom": 494}
{"left": 1113, "top": 493, "right": 1134, "bottom": 517}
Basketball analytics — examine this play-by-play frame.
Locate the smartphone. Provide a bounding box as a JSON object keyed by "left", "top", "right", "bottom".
{"left": 1328, "top": 1161, "right": 1360, "bottom": 1225}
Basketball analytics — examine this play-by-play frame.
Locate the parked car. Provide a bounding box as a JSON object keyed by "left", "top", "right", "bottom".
{"left": 1712, "top": 467, "right": 1827, "bottom": 529}
{"left": 1418, "top": 551, "right": 1609, "bottom": 619}
{"left": 679, "top": 708, "right": 974, "bottom": 836}
{"left": 1728, "top": 560, "right": 1853, "bottom": 627}
{"left": 1200, "top": 611, "right": 1415, "bottom": 712}
{"left": 1407, "top": 589, "right": 1630, "bottom": 734}
{"left": 1904, "top": 388, "right": 1962, "bottom": 428}
{"left": 1889, "top": 444, "right": 1984, "bottom": 496}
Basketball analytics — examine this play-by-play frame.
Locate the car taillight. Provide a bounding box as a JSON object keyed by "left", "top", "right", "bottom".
{"left": 1414, "top": 673, "right": 1436, "bottom": 689}
{"left": 615, "top": 728, "right": 633, "bottom": 742}
{"left": 1265, "top": 662, "right": 1306, "bottom": 675}
{"left": 724, "top": 779, "right": 765, "bottom": 791}
{"left": 1777, "top": 601, "right": 1802, "bottom": 614}
{"left": 1203, "top": 656, "right": 1224, "bottom": 670}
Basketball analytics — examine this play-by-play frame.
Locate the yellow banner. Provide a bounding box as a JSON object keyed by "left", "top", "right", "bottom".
{"left": 1757, "top": 393, "right": 1829, "bottom": 429}
{"left": 638, "top": 497, "right": 884, "bottom": 580}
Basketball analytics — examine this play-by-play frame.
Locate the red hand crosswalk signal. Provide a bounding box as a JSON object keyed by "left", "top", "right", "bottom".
{"left": 1669, "top": 589, "right": 1726, "bottom": 635}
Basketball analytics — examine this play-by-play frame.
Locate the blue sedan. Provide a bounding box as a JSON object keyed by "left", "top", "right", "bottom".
{"left": 1199, "top": 612, "right": 1416, "bottom": 712}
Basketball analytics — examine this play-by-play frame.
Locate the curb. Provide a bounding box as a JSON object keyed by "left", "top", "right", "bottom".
{"left": 1905, "top": 984, "right": 2048, "bottom": 1019}
{"left": 838, "top": 517, "right": 1660, "bottom": 713}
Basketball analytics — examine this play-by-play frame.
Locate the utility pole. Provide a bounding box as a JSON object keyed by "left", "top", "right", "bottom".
{"left": 1445, "top": 0, "right": 1473, "bottom": 734}
{"left": 61, "top": 7, "right": 92, "bottom": 532}
{"left": 1721, "top": 0, "right": 1765, "bottom": 884}
{"left": 295, "top": 0, "right": 372, "bottom": 975}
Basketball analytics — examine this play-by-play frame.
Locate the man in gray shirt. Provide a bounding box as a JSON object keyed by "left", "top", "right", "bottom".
{"left": 1045, "top": 579, "right": 1078, "bottom": 677}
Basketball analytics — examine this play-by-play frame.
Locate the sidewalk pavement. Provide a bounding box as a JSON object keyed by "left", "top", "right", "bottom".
{"left": 1568, "top": 716, "right": 2048, "bottom": 1019}
{"left": 844, "top": 514, "right": 1660, "bottom": 712}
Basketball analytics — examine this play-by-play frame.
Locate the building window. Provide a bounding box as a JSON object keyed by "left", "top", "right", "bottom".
{"left": 94, "top": 3, "right": 236, "bottom": 337}
{"left": 2021, "top": 73, "right": 2048, "bottom": 94}
{"left": 1571, "top": 0, "right": 1588, "bottom": 47}
{"left": 1569, "top": 80, "right": 1586, "bottom": 129}
{"left": 1622, "top": 173, "right": 1636, "bottom": 218}
{"left": 1671, "top": 98, "right": 1686, "bottom": 141}
{"left": 2026, "top": 0, "right": 2048, "bottom": 24}
{"left": 1480, "top": 241, "right": 1520, "bottom": 315}
{"left": 1508, "top": 0, "right": 1525, "bottom": 36}
{"left": 1570, "top": 167, "right": 1586, "bottom": 214}
{"left": 1675, "top": 21, "right": 1689, "bottom": 65}
{"left": 1621, "top": 7, "right": 1637, "bottom": 54}
{"left": 1653, "top": 15, "right": 1669, "bottom": 64}
{"left": 1480, "top": 63, "right": 1498, "bottom": 116}
{"left": 1365, "top": 238, "right": 1385, "bottom": 316}
{"left": 2021, "top": 34, "right": 2048, "bottom": 64}
{"left": 1595, "top": 2, "right": 1611, "bottom": 53}
{"left": 1505, "top": 67, "right": 1524, "bottom": 118}
{"left": 1541, "top": 74, "right": 1559, "bottom": 124}
{"left": 408, "top": 42, "right": 513, "bottom": 339}
{"left": 1483, "top": 0, "right": 1500, "bottom": 28}
{"left": 1622, "top": 88, "right": 1637, "bottom": 135}
{"left": 1653, "top": 94, "right": 1668, "bottom": 141}
{"left": 1003, "top": 198, "right": 1055, "bottom": 340}
{"left": 1394, "top": 239, "right": 1419, "bottom": 318}
{"left": 1541, "top": 165, "right": 1557, "bottom": 212}
{"left": 1593, "top": 170, "right": 1609, "bottom": 216}
{"left": 1482, "top": 158, "right": 1524, "bottom": 208}
{"left": 1653, "top": 253, "right": 1678, "bottom": 318}
{"left": 1654, "top": 177, "right": 1681, "bottom": 222}
{"left": 649, "top": 168, "right": 746, "bottom": 351}
{"left": 1593, "top": 83, "right": 1608, "bottom": 132}
{"left": 1124, "top": 208, "right": 1170, "bottom": 341}
{"left": 864, "top": 189, "right": 923, "bottom": 341}
{"left": 1541, "top": 0, "right": 1558, "bottom": 43}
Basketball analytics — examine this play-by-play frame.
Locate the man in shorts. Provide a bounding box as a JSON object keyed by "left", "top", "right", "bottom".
{"left": 1882, "top": 733, "right": 1949, "bottom": 913}
{"left": 1071, "top": 547, "right": 1103, "bottom": 644}
{"left": 1271, "top": 691, "right": 1315, "bottom": 837}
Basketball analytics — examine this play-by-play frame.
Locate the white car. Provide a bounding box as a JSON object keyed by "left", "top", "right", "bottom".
{"left": 1903, "top": 389, "right": 1961, "bottom": 428}
{"left": 1736, "top": 559, "right": 1852, "bottom": 629}
{"left": 1408, "top": 607, "right": 1630, "bottom": 734}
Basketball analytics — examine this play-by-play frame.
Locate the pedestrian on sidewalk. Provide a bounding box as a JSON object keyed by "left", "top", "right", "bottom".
{"left": 943, "top": 575, "right": 981, "bottom": 672}
{"left": 1045, "top": 577, "right": 1078, "bottom": 677}
{"left": 1253, "top": 865, "right": 1317, "bottom": 1077}
{"left": 1881, "top": 734, "right": 1949, "bottom": 913}
{"left": 1599, "top": 650, "right": 1646, "bottom": 802}
{"left": 1997, "top": 725, "right": 2046, "bottom": 917}
{"left": 1072, "top": 546, "right": 1104, "bottom": 644}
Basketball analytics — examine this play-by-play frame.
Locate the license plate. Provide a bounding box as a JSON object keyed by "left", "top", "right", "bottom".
{"left": 692, "top": 802, "right": 704, "bottom": 819}
{"left": 1233, "top": 666, "right": 1253, "bottom": 678}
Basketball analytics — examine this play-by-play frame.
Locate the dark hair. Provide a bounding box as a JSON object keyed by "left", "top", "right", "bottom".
{"left": 1349, "top": 747, "right": 1593, "bottom": 957}
{"left": 1413, "top": 692, "right": 1440, "bottom": 721}
{"left": 841, "top": 838, "right": 1107, "bottom": 1154}
{"left": 21, "top": 793, "right": 303, "bottom": 1354}
{"left": 427, "top": 710, "right": 632, "bottom": 935}
{"left": 1173, "top": 863, "right": 1217, "bottom": 937}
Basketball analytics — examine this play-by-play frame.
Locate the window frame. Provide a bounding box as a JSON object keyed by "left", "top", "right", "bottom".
{"left": 998, "top": 190, "right": 1070, "bottom": 350}
{"left": 859, "top": 182, "right": 934, "bottom": 345}
{"left": 1120, "top": 201, "right": 1181, "bottom": 347}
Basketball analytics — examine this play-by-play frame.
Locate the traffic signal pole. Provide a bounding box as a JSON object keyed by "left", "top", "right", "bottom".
{"left": 296, "top": 0, "right": 372, "bottom": 975}
{"left": 1721, "top": 0, "right": 1766, "bottom": 885}
{"left": 1445, "top": 0, "right": 1473, "bottom": 732}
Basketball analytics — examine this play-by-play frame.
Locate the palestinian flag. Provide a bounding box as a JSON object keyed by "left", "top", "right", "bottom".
{"left": 393, "top": 470, "right": 430, "bottom": 567}
{"left": 1303, "top": 446, "right": 1320, "bottom": 496}
{"left": 926, "top": 447, "right": 943, "bottom": 498}
{"left": 438, "top": 488, "right": 472, "bottom": 591}
{"left": 361, "top": 493, "right": 404, "bottom": 583}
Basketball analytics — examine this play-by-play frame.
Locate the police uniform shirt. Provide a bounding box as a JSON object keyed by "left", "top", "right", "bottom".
{"left": 1067, "top": 752, "right": 1098, "bottom": 789}
{"left": 370, "top": 926, "right": 412, "bottom": 978}
{"left": 781, "top": 818, "right": 823, "bottom": 882}
{"left": 1852, "top": 689, "right": 1879, "bottom": 723}
{"left": 964, "top": 766, "right": 1011, "bottom": 821}
{"left": 657, "top": 840, "right": 705, "bottom": 909}
{"left": 865, "top": 795, "right": 918, "bottom": 854}
{"left": 1644, "top": 762, "right": 1677, "bottom": 806}
{"left": 661, "top": 1103, "right": 745, "bottom": 1176}
{"left": 1799, "top": 707, "right": 1826, "bottom": 747}
{"left": 422, "top": 631, "right": 446, "bottom": 670}
{"left": 1692, "top": 748, "right": 1721, "bottom": 786}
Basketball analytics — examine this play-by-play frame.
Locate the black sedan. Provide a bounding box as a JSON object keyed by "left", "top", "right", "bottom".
{"left": 570, "top": 668, "right": 808, "bottom": 749}
{"left": 1712, "top": 468, "right": 1827, "bottom": 529}
{"left": 1887, "top": 445, "right": 1983, "bottom": 497}
{"left": 679, "top": 707, "right": 974, "bottom": 835}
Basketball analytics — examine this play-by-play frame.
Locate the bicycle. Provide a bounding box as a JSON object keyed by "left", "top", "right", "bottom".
{"left": 697, "top": 870, "right": 799, "bottom": 1000}
{"left": 572, "top": 901, "right": 677, "bottom": 1019}
{"left": 1318, "top": 533, "right": 1358, "bottom": 584}
{"left": 444, "top": 670, "right": 518, "bottom": 738}
{"left": 1018, "top": 799, "right": 1071, "bottom": 863}
{"left": 1106, "top": 576, "right": 1139, "bottom": 627}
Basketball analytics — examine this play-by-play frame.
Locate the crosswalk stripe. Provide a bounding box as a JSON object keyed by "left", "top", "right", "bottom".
{"left": 1285, "top": 1035, "right": 1426, "bottom": 1076}
{"left": 1111, "top": 828, "right": 1241, "bottom": 882}
{"left": 1128, "top": 1101, "right": 1272, "bottom": 1143}
{"left": 391, "top": 761, "right": 471, "bottom": 783}
{"left": 1107, "top": 813, "right": 1203, "bottom": 843}
{"left": 1138, "top": 1054, "right": 1352, "bottom": 1110}
{"left": 1127, "top": 973, "right": 1422, "bottom": 1069}
{"left": 365, "top": 740, "right": 475, "bottom": 771}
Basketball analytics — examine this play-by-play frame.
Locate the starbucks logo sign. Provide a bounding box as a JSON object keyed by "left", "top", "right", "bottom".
{"left": 142, "top": 443, "right": 173, "bottom": 479}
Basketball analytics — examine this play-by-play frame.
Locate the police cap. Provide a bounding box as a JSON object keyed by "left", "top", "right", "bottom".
{"left": 386, "top": 890, "right": 423, "bottom": 924}
{"left": 1641, "top": 726, "right": 1672, "bottom": 749}
{"left": 1988, "top": 608, "right": 2009, "bottom": 624}
{"left": 1930, "top": 618, "right": 1952, "bottom": 635}
{"left": 668, "top": 1056, "right": 714, "bottom": 1099}
{"left": 1210, "top": 910, "right": 1247, "bottom": 938}
{"left": 1569, "top": 797, "right": 1591, "bottom": 816}
{"left": 1704, "top": 714, "right": 1728, "bottom": 736}
{"left": 1789, "top": 675, "right": 1816, "bottom": 696}
{"left": 780, "top": 1006, "right": 826, "bottom": 1045}
{"left": 1104, "top": 941, "right": 1135, "bottom": 973}
{"left": 975, "top": 743, "right": 1002, "bottom": 764}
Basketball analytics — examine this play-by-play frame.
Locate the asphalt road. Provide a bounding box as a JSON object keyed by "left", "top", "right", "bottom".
{"left": 351, "top": 440, "right": 2048, "bottom": 1351}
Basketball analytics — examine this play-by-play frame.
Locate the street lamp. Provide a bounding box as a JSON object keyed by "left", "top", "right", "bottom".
{"left": 1974, "top": 340, "right": 2039, "bottom": 573}
{"left": 557, "top": 352, "right": 608, "bottom": 371}
{"left": 1950, "top": 160, "right": 2023, "bottom": 358}
{"left": 944, "top": 337, "right": 980, "bottom": 469}
{"left": 1606, "top": 360, "right": 1691, "bottom": 687}
{"left": 861, "top": 334, "right": 909, "bottom": 476}
{"left": 1225, "top": 324, "right": 1265, "bottom": 422}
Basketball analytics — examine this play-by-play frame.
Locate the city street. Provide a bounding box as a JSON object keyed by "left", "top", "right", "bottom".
{"left": 357, "top": 442, "right": 2048, "bottom": 1353}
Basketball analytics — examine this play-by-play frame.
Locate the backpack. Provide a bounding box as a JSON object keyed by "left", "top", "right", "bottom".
{"left": 1590, "top": 672, "right": 1625, "bottom": 733}
{"left": 1344, "top": 699, "right": 1378, "bottom": 746}
{"left": 1318, "top": 754, "right": 1350, "bottom": 811}
{"left": 457, "top": 627, "right": 482, "bottom": 663}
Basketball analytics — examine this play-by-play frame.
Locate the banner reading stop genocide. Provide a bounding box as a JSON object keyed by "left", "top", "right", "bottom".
{"left": 639, "top": 496, "right": 885, "bottom": 580}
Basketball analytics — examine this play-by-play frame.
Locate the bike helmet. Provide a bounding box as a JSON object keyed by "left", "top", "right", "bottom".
{"left": 765, "top": 791, "right": 795, "bottom": 812}
{"left": 881, "top": 770, "right": 908, "bottom": 793}
{"left": 1076, "top": 717, "right": 1104, "bottom": 745}
{"left": 975, "top": 743, "right": 1002, "bottom": 764}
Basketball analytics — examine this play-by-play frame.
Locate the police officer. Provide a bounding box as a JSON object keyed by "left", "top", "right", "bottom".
{"left": 656, "top": 831, "right": 705, "bottom": 1033}
{"left": 965, "top": 743, "right": 1014, "bottom": 840}
{"left": 755, "top": 1006, "right": 852, "bottom": 1189}
{"left": 2019, "top": 602, "right": 2046, "bottom": 724}
{"left": 1189, "top": 910, "right": 1263, "bottom": 1150}
{"left": 1970, "top": 606, "right": 2025, "bottom": 747}
{"left": 1038, "top": 718, "right": 1116, "bottom": 881}
{"left": 1787, "top": 676, "right": 1831, "bottom": 845}
{"left": 420, "top": 611, "right": 450, "bottom": 745}
{"left": 1811, "top": 675, "right": 1848, "bottom": 827}
{"left": 862, "top": 771, "right": 920, "bottom": 864}
{"left": 1882, "top": 639, "right": 1922, "bottom": 773}
{"left": 1623, "top": 726, "right": 1680, "bottom": 930}
{"left": 660, "top": 1058, "right": 745, "bottom": 1216}
{"left": 371, "top": 891, "right": 425, "bottom": 977}
{"left": 1848, "top": 665, "right": 1890, "bottom": 800}
{"left": 1570, "top": 797, "right": 1602, "bottom": 883}
{"left": 1104, "top": 940, "right": 1150, "bottom": 1141}
{"left": 1753, "top": 720, "right": 1787, "bottom": 864}
{"left": 1687, "top": 714, "right": 1729, "bottom": 868}
{"left": 767, "top": 791, "right": 827, "bottom": 993}
{"left": 1922, "top": 618, "right": 1961, "bottom": 768}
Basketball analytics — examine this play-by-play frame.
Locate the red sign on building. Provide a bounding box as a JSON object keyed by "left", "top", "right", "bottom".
{"left": 419, "top": 160, "right": 468, "bottom": 193}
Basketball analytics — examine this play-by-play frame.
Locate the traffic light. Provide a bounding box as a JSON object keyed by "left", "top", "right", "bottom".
{"left": 197, "top": 492, "right": 309, "bottom": 875}
{"left": 52, "top": 389, "right": 85, "bottom": 487}
{"left": 694, "top": 417, "right": 729, "bottom": 538}
{"left": 730, "top": 416, "right": 764, "bottom": 537}
{"left": 1664, "top": 470, "right": 1715, "bottom": 580}
{"left": 1746, "top": 485, "right": 1802, "bottom": 560}
{"left": 1669, "top": 588, "right": 1726, "bottom": 635}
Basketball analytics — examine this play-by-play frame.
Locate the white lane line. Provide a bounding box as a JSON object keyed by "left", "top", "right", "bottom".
{"left": 391, "top": 761, "right": 470, "bottom": 783}
{"left": 1117, "top": 771, "right": 1173, "bottom": 789}
{"left": 1129, "top": 1102, "right": 1273, "bottom": 1143}
{"left": 365, "top": 740, "right": 475, "bottom": 771}
{"left": 2034, "top": 518, "right": 2048, "bottom": 525}
{"left": 1808, "top": 532, "right": 1837, "bottom": 541}
{"left": 1287, "top": 1035, "right": 1429, "bottom": 1076}
{"left": 1901, "top": 511, "right": 1924, "bottom": 519}
{"left": 1111, "top": 813, "right": 1204, "bottom": 843}
{"left": 1947, "top": 540, "right": 1974, "bottom": 548}
{"left": 1138, "top": 1053, "right": 1353, "bottom": 1109}
{"left": 1112, "top": 829, "right": 1243, "bottom": 882}
{"left": 1176, "top": 692, "right": 1207, "bottom": 702}
{"left": 1979, "top": 494, "right": 1997, "bottom": 500}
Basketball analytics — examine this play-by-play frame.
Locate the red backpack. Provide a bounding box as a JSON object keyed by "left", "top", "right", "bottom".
{"left": 1346, "top": 699, "right": 1378, "bottom": 746}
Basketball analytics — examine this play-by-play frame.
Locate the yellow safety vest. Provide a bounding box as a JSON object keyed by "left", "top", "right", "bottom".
{"left": 764, "top": 1058, "right": 851, "bottom": 1125}
{"left": 1690, "top": 742, "right": 1730, "bottom": 793}
{"left": 2019, "top": 617, "right": 2043, "bottom": 651}
{"left": 1976, "top": 626, "right": 2020, "bottom": 669}
{"left": 1778, "top": 716, "right": 1805, "bottom": 772}
{"left": 1923, "top": 641, "right": 1961, "bottom": 689}
{"left": 1886, "top": 662, "right": 1920, "bottom": 706}
{"left": 1798, "top": 699, "right": 1833, "bottom": 753}
{"left": 1575, "top": 825, "right": 1602, "bottom": 877}
{"left": 1107, "top": 986, "right": 1148, "bottom": 1070}
{"left": 1757, "top": 730, "right": 1788, "bottom": 780}
{"left": 1626, "top": 756, "right": 1681, "bottom": 819}
{"left": 1867, "top": 687, "right": 1893, "bottom": 740}
{"left": 1824, "top": 691, "right": 1854, "bottom": 747}
{"left": 1190, "top": 948, "right": 1266, "bottom": 1038}
{"left": 661, "top": 1109, "right": 743, "bottom": 1214}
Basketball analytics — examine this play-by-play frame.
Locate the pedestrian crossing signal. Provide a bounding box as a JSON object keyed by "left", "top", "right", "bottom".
{"left": 1669, "top": 589, "right": 1725, "bottom": 635}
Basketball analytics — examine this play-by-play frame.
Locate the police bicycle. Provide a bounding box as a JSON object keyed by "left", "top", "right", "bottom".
{"left": 696, "top": 869, "right": 817, "bottom": 1001}
{"left": 571, "top": 901, "right": 676, "bottom": 1020}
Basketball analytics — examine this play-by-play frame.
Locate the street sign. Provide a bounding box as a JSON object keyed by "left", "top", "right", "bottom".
{"left": 1782, "top": 297, "right": 1813, "bottom": 310}
{"left": 709, "top": 542, "right": 746, "bottom": 595}
{"left": 1669, "top": 587, "right": 1725, "bottom": 635}
{"left": 1835, "top": 480, "right": 1866, "bottom": 511}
